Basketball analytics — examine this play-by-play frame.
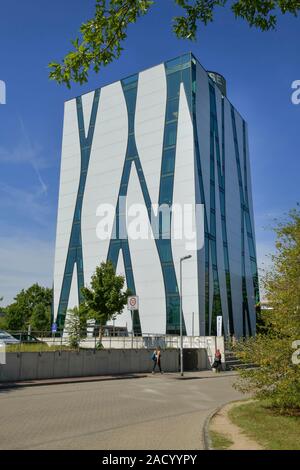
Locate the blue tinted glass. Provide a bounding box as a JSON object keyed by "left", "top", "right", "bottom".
{"left": 167, "top": 72, "right": 181, "bottom": 99}
{"left": 164, "top": 267, "right": 178, "bottom": 293}
{"left": 160, "top": 175, "right": 173, "bottom": 204}
{"left": 164, "top": 122, "right": 177, "bottom": 147}
{"left": 65, "top": 249, "right": 76, "bottom": 274}
{"left": 70, "top": 224, "right": 81, "bottom": 246}
{"left": 61, "top": 276, "right": 72, "bottom": 301}
{"left": 127, "top": 135, "right": 137, "bottom": 157}
{"left": 77, "top": 273, "right": 84, "bottom": 290}
{"left": 77, "top": 256, "right": 83, "bottom": 272}
{"left": 182, "top": 67, "right": 191, "bottom": 98}
{"left": 128, "top": 113, "right": 135, "bottom": 134}
{"left": 166, "top": 296, "right": 180, "bottom": 327}
{"left": 162, "top": 148, "right": 175, "bottom": 175}
{"left": 122, "top": 74, "right": 138, "bottom": 87}
{"left": 165, "top": 56, "right": 182, "bottom": 71}
{"left": 125, "top": 87, "right": 137, "bottom": 114}
{"left": 159, "top": 240, "right": 172, "bottom": 262}
{"left": 166, "top": 99, "right": 179, "bottom": 122}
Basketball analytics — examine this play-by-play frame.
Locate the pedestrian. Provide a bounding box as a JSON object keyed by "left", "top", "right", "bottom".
{"left": 212, "top": 349, "right": 222, "bottom": 373}
{"left": 152, "top": 347, "right": 163, "bottom": 374}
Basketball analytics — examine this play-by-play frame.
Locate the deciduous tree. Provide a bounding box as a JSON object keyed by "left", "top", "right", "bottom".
{"left": 234, "top": 208, "right": 300, "bottom": 413}
{"left": 49, "top": 0, "right": 300, "bottom": 87}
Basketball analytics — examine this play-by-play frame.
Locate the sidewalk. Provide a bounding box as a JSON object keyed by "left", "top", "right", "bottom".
{"left": 0, "top": 373, "right": 148, "bottom": 389}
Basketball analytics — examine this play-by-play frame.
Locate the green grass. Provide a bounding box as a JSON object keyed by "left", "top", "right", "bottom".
{"left": 229, "top": 401, "right": 300, "bottom": 450}
{"left": 6, "top": 344, "right": 75, "bottom": 353}
{"left": 210, "top": 431, "right": 233, "bottom": 450}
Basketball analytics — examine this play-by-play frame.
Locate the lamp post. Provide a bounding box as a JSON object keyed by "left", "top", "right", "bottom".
{"left": 180, "top": 255, "right": 192, "bottom": 377}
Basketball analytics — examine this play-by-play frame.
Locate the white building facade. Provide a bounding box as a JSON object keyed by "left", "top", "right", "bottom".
{"left": 53, "top": 53, "right": 259, "bottom": 337}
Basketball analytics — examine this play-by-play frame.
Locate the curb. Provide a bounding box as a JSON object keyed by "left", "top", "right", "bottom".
{"left": 0, "top": 373, "right": 148, "bottom": 390}
{"left": 203, "top": 405, "right": 223, "bottom": 450}
{"left": 202, "top": 399, "right": 253, "bottom": 450}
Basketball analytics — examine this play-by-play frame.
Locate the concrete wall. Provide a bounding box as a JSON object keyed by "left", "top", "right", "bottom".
{"left": 0, "top": 349, "right": 180, "bottom": 383}
{"left": 0, "top": 346, "right": 216, "bottom": 383}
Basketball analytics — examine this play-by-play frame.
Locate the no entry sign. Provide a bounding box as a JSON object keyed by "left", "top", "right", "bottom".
{"left": 127, "top": 295, "right": 139, "bottom": 310}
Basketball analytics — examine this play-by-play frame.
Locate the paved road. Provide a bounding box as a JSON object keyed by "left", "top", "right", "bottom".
{"left": 0, "top": 371, "right": 245, "bottom": 450}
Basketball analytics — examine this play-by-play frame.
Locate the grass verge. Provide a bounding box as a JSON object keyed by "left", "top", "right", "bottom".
{"left": 228, "top": 401, "right": 300, "bottom": 450}
{"left": 210, "top": 430, "right": 233, "bottom": 450}
{"left": 6, "top": 344, "right": 76, "bottom": 353}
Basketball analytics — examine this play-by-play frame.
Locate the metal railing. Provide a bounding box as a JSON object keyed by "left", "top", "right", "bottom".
{"left": 3, "top": 329, "right": 219, "bottom": 356}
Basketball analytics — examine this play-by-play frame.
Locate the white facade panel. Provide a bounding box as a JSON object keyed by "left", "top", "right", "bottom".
{"left": 81, "top": 83, "right": 128, "bottom": 286}
{"left": 172, "top": 84, "right": 199, "bottom": 336}
{"left": 126, "top": 165, "right": 166, "bottom": 334}
{"left": 135, "top": 64, "right": 166, "bottom": 206}
{"left": 53, "top": 100, "right": 81, "bottom": 321}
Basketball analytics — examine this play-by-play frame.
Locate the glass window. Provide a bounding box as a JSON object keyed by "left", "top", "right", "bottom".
{"left": 210, "top": 182, "right": 215, "bottom": 210}
{"left": 127, "top": 135, "right": 137, "bottom": 158}
{"left": 167, "top": 72, "right": 181, "bottom": 99}
{"left": 77, "top": 256, "right": 83, "bottom": 272}
{"left": 70, "top": 224, "right": 81, "bottom": 247}
{"left": 182, "top": 66, "right": 191, "bottom": 95}
{"left": 77, "top": 272, "right": 84, "bottom": 290}
{"left": 166, "top": 296, "right": 180, "bottom": 332}
{"left": 159, "top": 240, "right": 172, "bottom": 262}
{"left": 161, "top": 148, "right": 175, "bottom": 175}
{"left": 166, "top": 99, "right": 179, "bottom": 122}
{"left": 65, "top": 249, "right": 76, "bottom": 275}
{"left": 164, "top": 122, "right": 177, "bottom": 147}
{"left": 164, "top": 266, "right": 178, "bottom": 293}
{"left": 165, "top": 56, "right": 182, "bottom": 72}
{"left": 211, "top": 242, "right": 217, "bottom": 266}
{"left": 220, "top": 192, "right": 226, "bottom": 216}
{"left": 61, "top": 276, "right": 72, "bottom": 301}
{"left": 125, "top": 88, "right": 137, "bottom": 114}
{"left": 78, "top": 175, "right": 86, "bottom": 195}
{"left": 224, "top": 247, "right": 230, "bottom": 271}
{"left": 160, "top": 175, "right": 173, "bottom": 204}
{"left": 128, "top": 113, "right": 135, "bottom": 134}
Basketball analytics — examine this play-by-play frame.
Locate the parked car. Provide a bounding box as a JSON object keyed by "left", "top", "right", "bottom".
{"left": 0, "top": 330, "right": 20, "bottom": 345}
{"left": 10, "top": 333, "right": 46, "bottom": 344}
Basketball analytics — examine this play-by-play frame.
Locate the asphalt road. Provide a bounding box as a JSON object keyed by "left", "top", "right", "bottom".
{"left": 0, "top": 371, "right": 245, "bottom": 450}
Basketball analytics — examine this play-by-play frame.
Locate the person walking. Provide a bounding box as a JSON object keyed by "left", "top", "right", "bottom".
{"left": 152, "top": 347, "right": 163, "bottom": 374}
{"left": 212, "top": 349, "right": 222, "bottom": 373}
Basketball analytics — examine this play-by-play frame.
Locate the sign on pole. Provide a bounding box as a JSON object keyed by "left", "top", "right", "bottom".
{"left": 0, "top": 342, "right": 6, "bottom": 365}
{"left": 51, "top": 323, "right": 57, "bottom": 334}
{"left": 217, "top": 316, "right": 223, "bottom": 337}
{"left": 127, "top": 296, "right": 139, "bottom": 311}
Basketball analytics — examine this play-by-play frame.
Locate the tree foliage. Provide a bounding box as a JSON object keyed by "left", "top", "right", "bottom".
{"left": 65, "top": 305, "right": 88, "bottom": 349}
{"left": 49, "top": 0, "right": 300, "bottom": 87}
{"left": 2, "top": 284, "right": 53, "bottom": 332}
{"left": 234, "top": 208, "right": 300, "bottom": 412}
{"left": 81, "top": 260, "right": 130, "bottom": 331}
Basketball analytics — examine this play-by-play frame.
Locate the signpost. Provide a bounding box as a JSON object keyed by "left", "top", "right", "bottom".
{"left": 127, "top": 296, "right": 139, "bottom": 347}
{"left": 217, "top": 316, "right": 223, "bottom": 337}
{"left": 127, "top": 296, "right": 139, "bottom": 311}
{"left": 0, "top": 341, "right": 6, "bottom": 365}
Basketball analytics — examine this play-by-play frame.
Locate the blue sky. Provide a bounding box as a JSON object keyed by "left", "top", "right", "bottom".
{"left": 0, "top": 0, "right": 299, "bottom": 304}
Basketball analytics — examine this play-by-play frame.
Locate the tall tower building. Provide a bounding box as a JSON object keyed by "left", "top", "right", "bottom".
{"left": 53, "top": 53, "right": 259, "bottom": 337}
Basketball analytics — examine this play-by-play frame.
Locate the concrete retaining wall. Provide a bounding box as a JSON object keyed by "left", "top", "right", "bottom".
{"left": 0, "top": 349, "right": 179, "bottom": 383}
{"left": 0, "top": 347, "right": 214, "bottom": 383}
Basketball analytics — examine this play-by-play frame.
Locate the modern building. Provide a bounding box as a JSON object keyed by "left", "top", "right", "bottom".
{"left": 53, "top": 53, "right": 259, "bottom": 338}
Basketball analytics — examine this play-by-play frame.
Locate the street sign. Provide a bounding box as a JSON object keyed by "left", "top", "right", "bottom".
{"left": 51, "top": 323, "right": 57, "bottom": 334}
{"left": 217, "top": 316, "right": 223, "bottom": 337}
{"left": 0, "top": 341, "right": 6, "bottom": 365}
{"left": 127, "top": 296, "right": 139, "bottom": 310}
